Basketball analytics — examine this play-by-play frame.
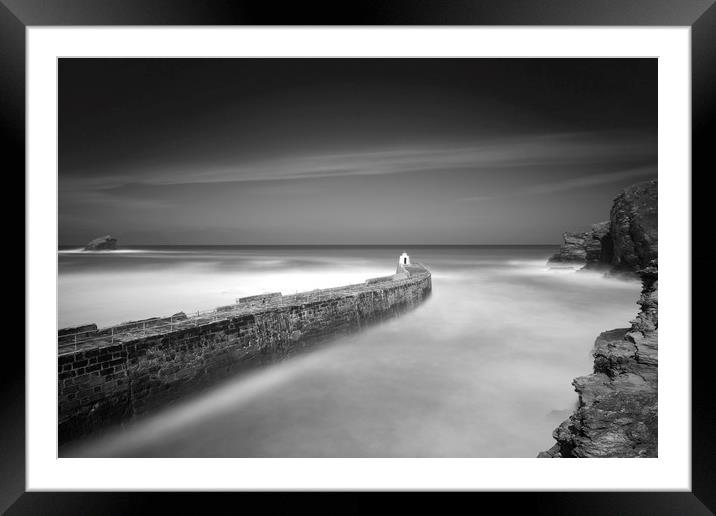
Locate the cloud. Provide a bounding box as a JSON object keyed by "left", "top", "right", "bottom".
{"left": 458, "top": 166, "right": 657, "bottom": 202}
{"left": 60, "top": 130, "right": 656, "bottom": 191}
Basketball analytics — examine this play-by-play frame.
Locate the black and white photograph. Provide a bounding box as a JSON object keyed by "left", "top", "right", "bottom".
{"left": 5, "top": 0, "right": 711, "bottom": 509}
{"left": 57, "top": 57, "right": 658, "bottom": 459}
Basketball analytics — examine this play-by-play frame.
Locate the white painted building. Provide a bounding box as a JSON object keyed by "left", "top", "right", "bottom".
{"left": 398, "top": 252, "right": 410, "bottom": 265}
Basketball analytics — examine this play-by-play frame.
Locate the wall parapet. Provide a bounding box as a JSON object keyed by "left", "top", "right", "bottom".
{"left": 58, "top": 262, "right": 431, "bottom": 444}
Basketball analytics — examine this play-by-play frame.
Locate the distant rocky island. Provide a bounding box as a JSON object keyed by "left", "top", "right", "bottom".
{"left": 83, "top": 235, "right": 117, "bottom": 251}
{"left": 540, "top": 179, "right": 658, "bottom": 457}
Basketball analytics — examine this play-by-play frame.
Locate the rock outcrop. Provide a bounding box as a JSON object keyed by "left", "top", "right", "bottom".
{"left": 548, "top": 179, "right": 657, "bottom": 275}
{"left": 84, "top": 235, "right": 117, "bottom": 251}
{"left": 548, "top": 231, "right": 590, "bottom": 263}
{"left": 548, "top": 221, "right": 611, "bottom": 266}
{"left": 540, "top": 179, "right": 658, "bottom": 458}
{"left": 610, "top": 180, "right": 658, "bottom": 272}
{"left": 539, "top": 260, "right": 658, "bottom": 457}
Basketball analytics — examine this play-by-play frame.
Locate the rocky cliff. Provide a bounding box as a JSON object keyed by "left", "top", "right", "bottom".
{"left": 540, "top": 179, "right": 658, "bottom": 458}
{"left": 610, "top": 180, "right": 658, "bottom": 273}
{"left": 548, "top": 179, "right": 657, "bottom": 275}
{"left": 539, "top": 261, "right": 658, "bottom": 457}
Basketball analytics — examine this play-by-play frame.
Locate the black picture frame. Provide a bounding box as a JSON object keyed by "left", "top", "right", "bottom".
{"left": 5, "top": 0, "right": 714, "bottom": 513}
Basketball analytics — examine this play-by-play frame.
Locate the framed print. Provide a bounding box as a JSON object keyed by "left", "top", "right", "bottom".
{"left": 5, "top": 0, "right": 714, "bottom": 513}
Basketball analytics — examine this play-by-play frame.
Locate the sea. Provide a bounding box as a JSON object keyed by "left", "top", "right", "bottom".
{"left": 58, "top": 245, "right": 641, "bottom": 457}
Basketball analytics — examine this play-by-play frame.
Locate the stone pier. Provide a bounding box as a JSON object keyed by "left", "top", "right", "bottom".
{"left": 58, "top": 262, "right": 432, "bottom": 444}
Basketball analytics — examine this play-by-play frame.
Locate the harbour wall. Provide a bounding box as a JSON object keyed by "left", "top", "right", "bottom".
{"left": 58, "top": 264, "right": 431, "bottom": 444}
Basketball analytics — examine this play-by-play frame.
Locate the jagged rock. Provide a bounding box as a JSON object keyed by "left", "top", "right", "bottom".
{"left": 541, "top": 180, "right": 658, "bottom": 458}
{"left": 84, "top": 235, "right": 117, "bottom": 251}
{"left": 548, "top": 221, "right": 612, "bottom": 266}
{"left": 583, "top": 220, "right": 614, "bottom": 269}
{"left": 631, "top": 260, "right": 658, "bottom": 332}
{"left": 540, "top": 261, "right": 658, "bottom": 458}
{"left": 547, "top": 180, "right": 657, "bottom": 275}
{"left": 610, "top": 179, "right": 657, "bottom": 272}
{"left": 548, "top": 231, "right": 590, "bottom": 263}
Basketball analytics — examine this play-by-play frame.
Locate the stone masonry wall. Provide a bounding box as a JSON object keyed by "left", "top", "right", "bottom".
{"left": 58, "top": 267, "right": 432, "bottom": 444}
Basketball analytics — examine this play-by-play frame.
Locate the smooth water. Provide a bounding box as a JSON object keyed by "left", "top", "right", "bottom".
{"left": 59, "top": 246, "right": 641, "bottom": 457}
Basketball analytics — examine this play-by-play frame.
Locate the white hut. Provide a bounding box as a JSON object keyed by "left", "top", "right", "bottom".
{"left": 398, "top": 251, "right": 410, "bottom": 266}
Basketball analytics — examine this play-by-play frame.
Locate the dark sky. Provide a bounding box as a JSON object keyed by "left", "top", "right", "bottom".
{"left": 59, "top": 58, "right": 657, "bottom": 245}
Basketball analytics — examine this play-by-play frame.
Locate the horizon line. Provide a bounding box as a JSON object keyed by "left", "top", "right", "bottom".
{"left": 58, "top": 243, "right": 560, "bottom": 248}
